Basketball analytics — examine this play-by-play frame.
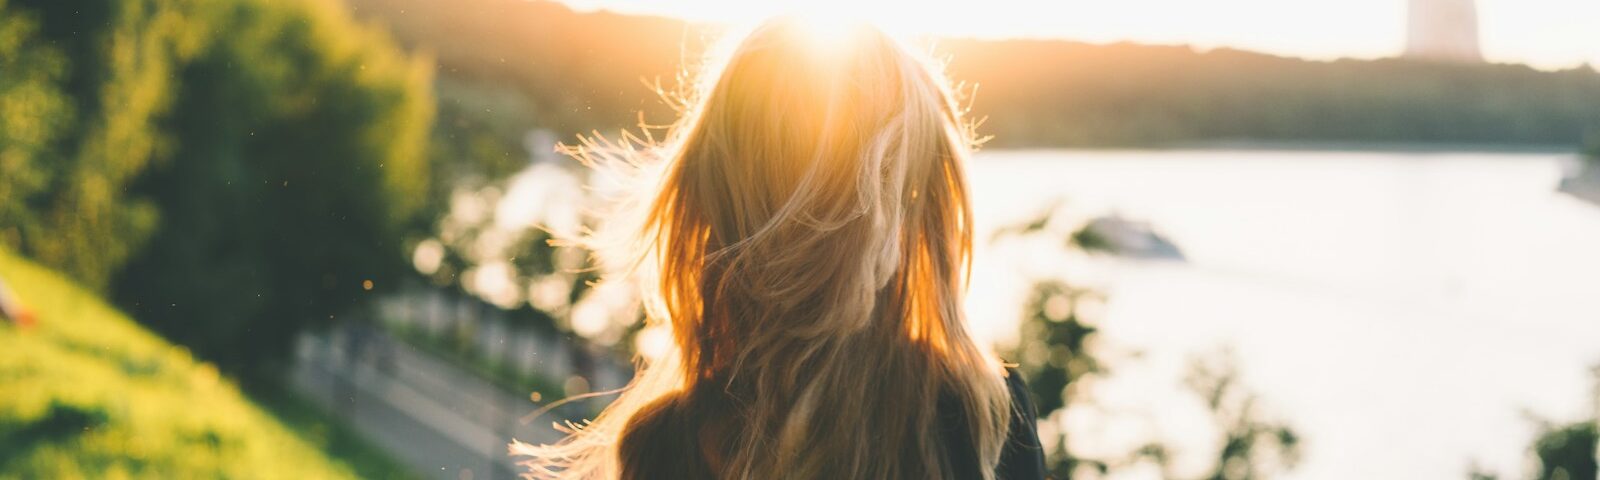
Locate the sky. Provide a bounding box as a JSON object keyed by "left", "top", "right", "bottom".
{"left": 560, "top": 0, "right": 1600, "bottom": 71}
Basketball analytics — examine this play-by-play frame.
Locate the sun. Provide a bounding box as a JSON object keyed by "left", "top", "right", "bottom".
{"left": 658, "top": 0, "right": 928, "bottom": 40}
{"left": 786, "top": 12, "right": 869, "bottom": 55}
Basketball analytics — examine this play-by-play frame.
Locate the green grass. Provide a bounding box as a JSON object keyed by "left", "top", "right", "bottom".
{"left": 246, "top": 386, "right": 416, "bottom": 480}
{"left": 0, "top": 249, "right": 415, "bottom": 479}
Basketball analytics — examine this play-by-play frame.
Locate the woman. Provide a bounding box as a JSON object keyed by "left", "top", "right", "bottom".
{"left": 514, "top": 16, "right": 1046, "bottom": 480}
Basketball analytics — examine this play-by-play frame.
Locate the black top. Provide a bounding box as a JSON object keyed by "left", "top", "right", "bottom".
{"left": 618, "top": 369, "right": 1048, "bottom": 479}
{"left": 940, "top": 368, "right": 1048, "bottom": 480}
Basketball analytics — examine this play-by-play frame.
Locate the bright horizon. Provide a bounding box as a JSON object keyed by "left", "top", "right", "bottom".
{"left": 560, "top": 0, "right": 1600, "bottom": 71}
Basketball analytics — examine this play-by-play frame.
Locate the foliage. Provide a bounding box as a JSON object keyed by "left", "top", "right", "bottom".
{"left": 348, "top": 0, "right": 1600, "bottom": 148}
{"left": 419, "top": 77, "right": 543, "bottom": 225}
{"left": 1530, "top": 421, "right": 1597, "bottom": 480}
{"left": 0, "top": 1, "right": 70, "bottom": 260}
{"left": 0, "top": 0, "right": 434, "bottom": 375}
{"left": 942, "top": 41, "right": 1600, "bottom": 147}
{"left": 998, "top": 208, "right": 1300, "bottom": 479}
{"left": 345, "top": 0, "right": 702, "bottom": 137}
{"left": 111, "top": 0, "right": 431, "bottom": 376}
{"left": 1585, "top": 132, "right": 1600, "bottom": 160}
{"left": 414, "top": 162, "right": 625, "bottom": 345}
{"left": 1011, "top": 281, "right": 1105, "bottom": 418}
{"left": 1183, "top": 351, "right": 1302, "bottom": 480}
{"left": 0, "top": 0, "right": 200, "bottom": 290}
{"left": 1523, "top": 366, "right": 1599, "bottom": 480}
{"left": 1473, "top": 366, "right": 1600, "bottom": 480}
{"left": 1008, "top": 280, "right": 1117, "bottom": 477}
{"left": 0, "top": 248, "right": 413, "bottom": 479}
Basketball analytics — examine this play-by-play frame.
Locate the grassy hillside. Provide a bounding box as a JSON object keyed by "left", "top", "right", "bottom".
{"left": 0, "top": 249, "right": 412, "bottom": 479}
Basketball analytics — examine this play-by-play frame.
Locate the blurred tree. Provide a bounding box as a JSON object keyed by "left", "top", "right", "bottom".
{"left": 344, "top": 0, "right": 702, "bottom": 138}
{"left": 1530, "top": 421, "right": 1597, "bottom": 480}
{"left": 1008, "top": 280, "right": 1112, "bottom": 477}
{"left": 1011, "top": 281, "right": 1103, "bottom": 421}
{"left": 0, "top": 0, "right": 431, "bottom": 376}
{"left": 1184, "top": 350, "right": 1302, "bottom": 480}
{"left": 413, "top": 76, "right": 542, "bottom": 234}
{"left": 1466, "top": 366, "right": 1599, "bottom": 480}
{"left": 943, "top": 42, "right": 1600, "bottom": 148}
{"left": 999, "top": 208, "right": 1301, "bottom": 479}
{"left": 0, "top": 0, "right": 70, "bottom": 255}
{"left": 108, "top": 0, "right": 432, "bottom": 376}
{"left": 0, "top": 0, "right": 210, "bottom": 289}
{"left": 1467, "top": 463, "right": 1501, "bottom": 480}
{"left": 415, "top": 163, "right": 620, "bottom": 345}
{"left": 1528, "top": 365, "right": 1600, "bottom": 480}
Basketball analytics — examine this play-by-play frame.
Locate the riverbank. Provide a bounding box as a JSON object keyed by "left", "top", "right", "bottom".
{"left": 1559, "top": 156, "right": 1600, "bottom": 205}
{"left": 1054, "top": 139, "right": 1582, "bottom": 154}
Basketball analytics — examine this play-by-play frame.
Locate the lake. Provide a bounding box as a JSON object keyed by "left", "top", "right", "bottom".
{"left": 964, "top": 149, "right": 1600, "bottom": 479}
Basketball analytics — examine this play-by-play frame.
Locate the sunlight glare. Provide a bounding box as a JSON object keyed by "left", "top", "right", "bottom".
{"left": 685, "top": 0, "right": 922, "bottom": 40}
{"left": 790, "top": 12, "right": 860, "bottom": 56}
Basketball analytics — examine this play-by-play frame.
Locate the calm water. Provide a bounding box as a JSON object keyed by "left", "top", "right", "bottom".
{"left": 964, "top": 149, "right": 1600, "bottom": 479}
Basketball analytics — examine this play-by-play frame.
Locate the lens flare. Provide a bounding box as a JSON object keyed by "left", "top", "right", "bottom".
{"left": 792, "top": 13, "right": 859, "bottom": 55}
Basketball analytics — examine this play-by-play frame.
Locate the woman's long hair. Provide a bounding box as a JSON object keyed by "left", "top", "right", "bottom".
{"left": 513, "top": 16, "right": 1013, "bottom": 479}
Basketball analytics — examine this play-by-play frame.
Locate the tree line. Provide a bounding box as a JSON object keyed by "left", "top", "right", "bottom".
{"left": 347, "top": 0, "right": 1600, "bottom": 149}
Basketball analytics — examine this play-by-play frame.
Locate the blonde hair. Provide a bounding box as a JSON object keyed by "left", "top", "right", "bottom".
{"left": 513, "top": 16, "right": 1012, "bottom": 479}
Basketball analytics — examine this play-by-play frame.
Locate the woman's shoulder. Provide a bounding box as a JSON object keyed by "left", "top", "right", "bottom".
{"left": 1001, "top": 367, "right": 1035, "bottom": 418}
{"left": 939, "top": 366, "right": 1047, "bottom": 480}
{"left": 997, "top": 367, "right": 1047, "bottom": 480}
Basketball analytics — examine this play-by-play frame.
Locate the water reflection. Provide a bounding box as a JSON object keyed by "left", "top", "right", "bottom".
{"left": 968, "top": 148, "right": 1600, "bottom": 479}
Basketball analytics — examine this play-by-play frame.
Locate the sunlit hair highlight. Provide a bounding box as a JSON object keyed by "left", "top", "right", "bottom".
{"left": 513, "top": 15, "right": 1012, "bottom": 479}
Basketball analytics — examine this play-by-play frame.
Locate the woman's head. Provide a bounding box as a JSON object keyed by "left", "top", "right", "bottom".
{"left": 515, "top": 16, "right": 1011, "bottom": 479}
{"left": 659, "top": 16, "right": 981, "bottom": 372}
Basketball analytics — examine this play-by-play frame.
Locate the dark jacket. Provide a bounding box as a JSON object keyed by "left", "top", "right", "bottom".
{"left": 618, "top": 369, "right": 1049, "bottom": 479}
{"left": 940, "top": 368, "right": 1048, "bottom": 480}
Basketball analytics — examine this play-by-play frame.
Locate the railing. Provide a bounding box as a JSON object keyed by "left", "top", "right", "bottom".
{"left": 291, "top": 285, "right": 632, "bottom": 479}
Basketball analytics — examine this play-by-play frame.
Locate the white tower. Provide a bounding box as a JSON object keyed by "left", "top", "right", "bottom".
{"left": 1405, "top": 0, "right": 1482, "bottom": 62}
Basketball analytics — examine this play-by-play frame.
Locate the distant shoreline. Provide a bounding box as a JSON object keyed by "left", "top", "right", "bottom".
{"left": 1120, "top": 140, "right": 1568, "bottom": 154}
